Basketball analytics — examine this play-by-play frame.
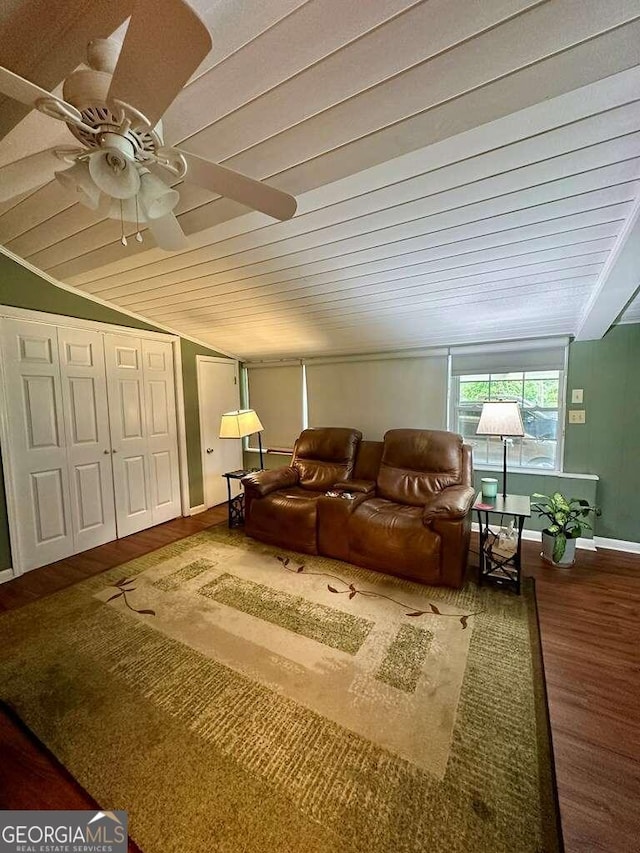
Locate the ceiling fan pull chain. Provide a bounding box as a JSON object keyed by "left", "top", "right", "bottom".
{"left": 135, "top": 196, "right": 143, "bottom": 243}
{"left": 119, "top": 200, "right": 128, "bottom": 246}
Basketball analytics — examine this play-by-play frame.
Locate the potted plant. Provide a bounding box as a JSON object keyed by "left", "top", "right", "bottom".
{"left": 531, "top": 492, "right": 600, "bottom": 565}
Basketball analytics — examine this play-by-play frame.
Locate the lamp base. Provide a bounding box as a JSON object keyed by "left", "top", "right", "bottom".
{"left": 257, "top": 431, "right": 264, "bottom": 470}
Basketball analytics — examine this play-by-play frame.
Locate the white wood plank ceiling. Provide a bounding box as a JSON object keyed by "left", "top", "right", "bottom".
{"left": 1, "top": 0, "right": 639, "bottom": 359}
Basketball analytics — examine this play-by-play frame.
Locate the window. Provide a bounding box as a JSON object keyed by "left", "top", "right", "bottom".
{"left": 244, "top": 363, "right": 304, "bottom": 451}
{"left": 451, "top": 370, "right": 563, "bottom": 470}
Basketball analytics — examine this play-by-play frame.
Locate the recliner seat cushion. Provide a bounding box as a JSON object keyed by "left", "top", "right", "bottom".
{"left": 377, "top": 429, "right": 464, "bottom": 506}
{"left": 348, "top": 497, "right": 441, "bottom": 583}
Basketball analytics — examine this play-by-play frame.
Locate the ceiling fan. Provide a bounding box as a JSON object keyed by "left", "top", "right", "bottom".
{"left": 0, "top": 0, "right": 297, "bottom": 251}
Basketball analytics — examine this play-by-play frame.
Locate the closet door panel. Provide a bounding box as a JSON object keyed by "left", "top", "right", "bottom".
{"left": 104, "top": 334, "right": 153, "bottom": 536}
{"left": 142, "top": 338, "right": 181, "bottom": 524}
{"left": 58, "top": 326, "right": 116, "bottom": 551}
{"left": 1, "top": 319, "right": 74, "bottom": 569}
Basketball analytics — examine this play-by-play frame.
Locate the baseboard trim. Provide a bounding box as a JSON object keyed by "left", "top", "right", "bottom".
{"left": 595, "top": 536, "right": 640, "bottom": 554}
{"left": 190, "top": 504, "right": 206, "bottom": 516}
{"left": 0, "top": 567, "right": 15, "bottom": 585}
{"left": 471, "top": 523, "right": 596, "bottom": 552}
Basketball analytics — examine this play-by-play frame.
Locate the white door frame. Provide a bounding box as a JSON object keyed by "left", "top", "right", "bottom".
{"left": 196, "top": 355, "right": 240, "bottom": 511}
{"left": 0, "top": 304, "right": 191, "bottom": 578}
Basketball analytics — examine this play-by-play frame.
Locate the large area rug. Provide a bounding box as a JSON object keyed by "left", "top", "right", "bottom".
{"left": 0, "top": 527, "right": 561, "bottom": 853}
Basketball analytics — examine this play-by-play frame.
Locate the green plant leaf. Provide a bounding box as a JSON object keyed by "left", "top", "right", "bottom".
{"left": 552, "top": 533, "right": 567, "bottom": 563}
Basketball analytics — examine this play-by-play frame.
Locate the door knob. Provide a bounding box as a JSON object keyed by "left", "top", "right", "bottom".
{"left": 103, "top": 450, "right": 110, "bottom": 455}
{"left": 206, "top": 447, "right": 214, "bottom": 454}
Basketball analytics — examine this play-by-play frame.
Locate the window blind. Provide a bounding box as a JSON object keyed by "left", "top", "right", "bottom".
{"left": 305, "top": 355, "right": 448, "bottom": 440}
{"left": 450, "top": 338, "right": 568, "bottom": 376}
{"left": 246, "top": 363, "right": 303, "bottom": 449}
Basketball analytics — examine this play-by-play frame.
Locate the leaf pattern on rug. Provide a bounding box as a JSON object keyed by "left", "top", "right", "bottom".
{"left": 276, "top": 556, "right": 481, "bottom": 629}
{"left": 108, "top": 577, "right": 155, "bottom": 616}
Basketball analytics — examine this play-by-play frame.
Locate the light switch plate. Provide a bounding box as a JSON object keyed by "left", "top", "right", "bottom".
{"left": 569, "top": 409, "right": 586, "bottom": 424}
{"left": 571, "top": 389, "right": 584, "bottom": 404}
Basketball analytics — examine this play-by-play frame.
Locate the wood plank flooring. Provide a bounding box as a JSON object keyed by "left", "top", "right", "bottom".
{"left": 0, "top": 512, "right": 638, "bottom": 853}
{"left": 0, "top": 703, "right": 142, "bottom": 853}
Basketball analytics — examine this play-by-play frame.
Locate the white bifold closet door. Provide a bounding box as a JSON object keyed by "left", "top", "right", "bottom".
{"left": 1, "top": 318, "right": 182, "bottom": 571}
{"left": 58, "top": 326, "right": 117, "bottom": 552}
{"left": 2, "top": 320, "right": 76, "bottom": 569}
{"left": 104, "top": 334, "right": 180, "bottom": 537}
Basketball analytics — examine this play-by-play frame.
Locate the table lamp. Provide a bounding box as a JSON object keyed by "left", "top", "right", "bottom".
{"left": 219, "top": 409, "right": 265, "bottom": 469}
{"left": 476, "top": 401, "right": 524, "bottom": 500}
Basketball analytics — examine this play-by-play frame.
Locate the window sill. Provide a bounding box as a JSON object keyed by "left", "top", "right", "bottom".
{"left": 473, "top": 463, "right": 598, "bottom": 480}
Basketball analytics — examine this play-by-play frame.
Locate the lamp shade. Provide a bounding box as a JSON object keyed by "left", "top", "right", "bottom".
{"left": 476, "top": 401, "right": 524, "bottom": 437}
{"left": 89, "top": 149, "right": 140, "bottom": 199}
{"left": 55, "top": 160, "right": 101, "bottom": 210}
{"left": 219, "top": 409, "right": 264, "bottom": 439}
{"left": 138, "top": 169, "right": 180, "bottom": 220}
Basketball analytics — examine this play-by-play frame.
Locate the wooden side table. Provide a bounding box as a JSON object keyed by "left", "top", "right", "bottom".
{"left": 474, "top": 492, "right": 531, "bottom": 594}
{"left": 222, "top": 468, "right": 260, "bottom": 528}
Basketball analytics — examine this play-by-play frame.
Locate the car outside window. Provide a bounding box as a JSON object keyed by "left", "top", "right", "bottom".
{"left": 453, "top": 370, "right": 562, "bottom": 470}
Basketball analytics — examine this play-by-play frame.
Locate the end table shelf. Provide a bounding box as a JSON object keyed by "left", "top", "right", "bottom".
{"left": 473, "top": 492, "right": 531, "bottom": 594}
{"left": 222, "top": 468, "right": 260, "bottom": 528}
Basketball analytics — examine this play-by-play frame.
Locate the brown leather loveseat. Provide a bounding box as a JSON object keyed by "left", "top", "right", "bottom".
{"left": 243, "top": 427, "right": 474, "bottom": 588}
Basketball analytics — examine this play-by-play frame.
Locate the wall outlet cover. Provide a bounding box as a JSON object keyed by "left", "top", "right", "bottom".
{"left": 571, "top": 388, "right": 584, "bottom": 403}
{"left": 569, "top": 409, "right": 586, "bottom": 424}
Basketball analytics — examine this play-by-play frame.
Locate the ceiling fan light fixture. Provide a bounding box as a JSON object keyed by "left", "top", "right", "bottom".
{"left": 138, "top": 168, "right": 179, "bottom": 220}
{"left": 55, "top": 160, "right": 101, "bottom": 210}
{"left": 89, "top": 148, "right": 140, "bottom": 199}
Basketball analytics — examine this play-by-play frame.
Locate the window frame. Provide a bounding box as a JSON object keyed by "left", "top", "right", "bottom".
{"left": 449, "top": 368, "right": 566, "bottom": 474}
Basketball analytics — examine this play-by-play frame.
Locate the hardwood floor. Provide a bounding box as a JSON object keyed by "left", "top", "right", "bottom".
{"left": 524, "top": 543, "right": 640, "bottom": 853}
{"left": 0, "top": 513, "right": 638, "bottom": 853}
{"left": 0, "top": 703, "right": 142, "bottom": 853}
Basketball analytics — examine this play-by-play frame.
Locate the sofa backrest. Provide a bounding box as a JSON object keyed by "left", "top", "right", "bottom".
{"left": 377, "top": 429, "right": 468, "bottom": 506}
{"left": 353, "top": 440, "right": 384, "bottom": 481}
{"left": 292, "top": 427, "right": 362, "bottom": 491}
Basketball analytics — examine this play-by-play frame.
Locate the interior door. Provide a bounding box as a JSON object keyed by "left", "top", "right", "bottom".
{"left": 58, "top": 326, "right": 116, "bottom": 552}
{"left": 104, "top": 333, "right": 154, "bottom": 537}
{"left": 197, "top": 358, "right": 242, "bottom": 507}
{"left": 1, "top": 319, "right": 74, "bottom": 569}
{"left": 142, "top": 338, "right": 181, "bottom": 524}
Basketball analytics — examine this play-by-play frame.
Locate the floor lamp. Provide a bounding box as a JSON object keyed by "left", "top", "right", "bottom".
{"left": 476, "top": 401, "right": 524, "bottom": 500}
{"left": 219, "top": 409, "right": 265, "bottom": 469}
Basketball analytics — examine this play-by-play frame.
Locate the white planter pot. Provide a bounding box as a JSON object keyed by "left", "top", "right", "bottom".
{"left": 541, "top": 531, "right": 576, "bottom": 566}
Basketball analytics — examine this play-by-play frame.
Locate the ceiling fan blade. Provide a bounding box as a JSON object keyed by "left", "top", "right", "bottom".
{"left": 174, "top": 149, "right": 297, "bottom": 221}
{"left": 0, "top": 147, "right": 79, "bottom": 202}
{"left": 108, "top": 0, "right": 212, "bottom": 128}
{"left": 147, "top": 212, "right": 189, "bottom": 251}
{"left": 0, "top": 66, "right": 83, "bottom": 122}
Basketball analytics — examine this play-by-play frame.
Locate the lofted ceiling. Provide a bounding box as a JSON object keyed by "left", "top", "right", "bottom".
{"left": 1, "top": 0, "right": 640, "bottom": 360}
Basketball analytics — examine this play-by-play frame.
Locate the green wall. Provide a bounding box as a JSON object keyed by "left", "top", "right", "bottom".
{"left": 0, "top": 253, "right": 230, "bottom": 569}
{"left": 564, "top": 323, "right": 640, "bottom": 542}
{"left": 471, "top": 470, "right": 597, "bottom": 537}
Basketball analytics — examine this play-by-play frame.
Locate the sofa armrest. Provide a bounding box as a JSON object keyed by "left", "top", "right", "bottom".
{"left": 333, "top": 479, "right": 376, "bottom": 495}
{"left": 242, "top": 467, "right": 299, "bottom": 497}
{"left": 422, "top": 485, "right": 475, "bottom": 523}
